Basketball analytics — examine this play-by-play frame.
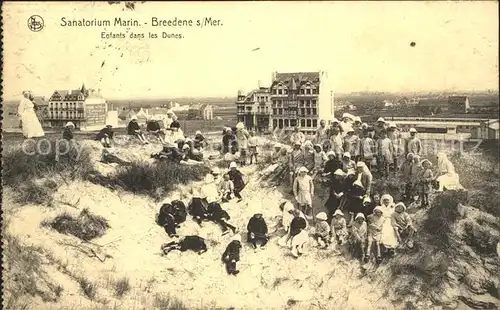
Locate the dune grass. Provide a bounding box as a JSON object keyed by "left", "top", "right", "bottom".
{"left": 42, "top": 208, "right": 110, "bottom": 242}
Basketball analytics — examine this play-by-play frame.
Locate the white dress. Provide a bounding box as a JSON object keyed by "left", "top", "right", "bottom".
{"left": 18, "top": 97, "right": 44, "bottom": 138}
{"left": 380, "top": 204, "right": 399, "bottom": 248}
{"left": 294, "top": 175, "right": 313, "bottom": 206}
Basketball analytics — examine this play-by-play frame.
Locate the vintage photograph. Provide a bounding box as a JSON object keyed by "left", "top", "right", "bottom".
{"left": 1, "top": 1, "right": 499, "bottom": 309}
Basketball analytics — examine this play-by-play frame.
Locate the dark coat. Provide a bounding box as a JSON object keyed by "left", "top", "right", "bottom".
{"left": 228, "top": 169, "right": 245, "bottom": 190}
{"left": 170, "top": 120, "right": 181, "bottom": 129}
{"left": 171, "top": 200, "right": 187, "bottom": 224}
{"left": 96, "top": 127, "right": 114, "bottom": 140}
{"left": 63, "top": 128, "right": 73, "bottom": 141}
{"left": 188, "top": 198, "right": 209, "bottom": 218}
{"left": 147, "top": 120, "right": 161, "bottom": 132}
{"left": 247, "top": 216, "right": 268, "bottom": 235}
{"left": 207, "top": 202, "right": 230, "bottom": 221}
{"left": 290, "top": 217, "right": 307, "bottom": 236}
{"left": 222, "top": 240, "right": 241, "bottom": 262}
{"left": 127, "top": 121, "right": 141, "bottom": 135}
{"left": 179, "top": 236, "right": 207, "bottom": 252}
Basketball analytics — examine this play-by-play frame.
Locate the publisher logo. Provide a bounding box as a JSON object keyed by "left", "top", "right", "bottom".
{"left": 28, "top": 15, "right": 44, "bottom": 32}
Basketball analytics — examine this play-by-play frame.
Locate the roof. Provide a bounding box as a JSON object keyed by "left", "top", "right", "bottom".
{"left": 448, "top": 96, "right": 469, "bottom": 104}
{"left": 118, "top": 109, "right": 136, "bottom": 120}
{"left": 148, "top": 108, "right": 171, "bottom": 115}
{"left": 33, "top": 96, "right": 47, "bottom": 106}
{"left": 271, "top": 72, "right": 321, "bottom": 89}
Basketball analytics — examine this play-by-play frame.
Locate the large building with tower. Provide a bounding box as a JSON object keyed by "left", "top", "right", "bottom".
{"left": 236, "top": 71, "right": 333, "bottom": 134}
{"left": 45, "top": 84, "right": 108, "bottom": 130}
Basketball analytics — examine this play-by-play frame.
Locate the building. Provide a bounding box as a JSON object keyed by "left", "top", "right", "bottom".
{"left": 448, "top": 95, "right": 470, "bottom": 113}
{"left": 45, "top": 84, "right": 107, "bottom": 130}
{"left": 269, "top": 71, "right": 332, "bottom": 134}
{"left": 236, "top": 86, "right": 272, "bottom": 133}
{"left": 187, "top": 103, "right": 214, "bottom": 120}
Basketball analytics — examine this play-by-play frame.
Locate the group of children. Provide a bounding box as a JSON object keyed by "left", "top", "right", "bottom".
{"left": 221, "top": 123, "right": 260, "bottom": 165}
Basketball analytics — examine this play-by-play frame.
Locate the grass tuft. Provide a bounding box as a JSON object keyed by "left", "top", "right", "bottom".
{"left": 77, "top": 276, "right": 98, "bottom": 300}
{"left": 42, "top": 208, "right": 110, "bottom": 241}
{"left": 112, "top": 277, "right": 131, "bottom": 298}
{"left": 154, "top": 293, "right": 188, "bottom": 310}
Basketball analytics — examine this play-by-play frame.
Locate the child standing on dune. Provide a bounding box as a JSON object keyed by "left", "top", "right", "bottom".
{"left": 247, "top": 131, "right": 259, "bottom": 164}
{"left": 222, "top": 234, "right": 242, "bottom": 276}
{"left": 228, "top": 161, "right": 246, "bottom": 203}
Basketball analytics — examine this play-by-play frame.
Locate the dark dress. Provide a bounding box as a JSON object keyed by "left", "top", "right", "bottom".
{"left": 96, "top": 127, "right": 114, "bottom": 140}
{"left": 325, "top": 176, "right": 346, "bottom": 222}
{"left": 290, "top": 217, "right": 307, "bottom": 237}
{"left": 127, "top": 121, "right": 141, "bottom": 135}
{"left": 63, "top": 128, "right": 73, "bottom": 141}
{"left": 188, "top": 198, "right": 209, "bottom": 224}
{"left": 147, "top": 120, "right": 161, "bottom": 132}
{"left": 228, "top": 169, "right": 245, "bottom": 199}
{"left": 179, "top": 236, "right": 207, "bottom": 252}
{"left": 247, "top": 216, "right": 268, "bottom": 247}
{"left": 222, "top": 133, "right": 235, "bottom": 154}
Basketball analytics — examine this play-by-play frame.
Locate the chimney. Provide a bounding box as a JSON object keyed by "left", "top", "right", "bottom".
{"left": 272, "top": 71, "right": 277, "bottom": 82}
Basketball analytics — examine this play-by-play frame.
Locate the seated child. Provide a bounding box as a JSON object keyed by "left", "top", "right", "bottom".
{"left": 207, "top": 202, "right": 238, "bottom": 236}
{"left": 365, "top": 206, "right": 384, "bottom": 264}
{"left": 247, "top": 213, "right": 269, "bottom": 249}
{"left": 188, "top": 192, "right": 210, "bottom": 226}
{"left": 161, "top": 235, "right": 208, "bottom": 255}
{"left": 330, "top": 209, "right": 348, "bottom": 246}
{"left": 219, "top": 173, "right": 235, "bottom": 202}
{"left": 222, "top": 234, "right": 242, "bottom": 276}
{"left": 348, "top": 213, "right": 367, "bottom": 260}
{"left": 314, "top": 212, "right": 330, "bottom": 248}
{"left": 391, "top": 202, "right": 416, "bottom": 248}
{"left": 156, "top": 203, "right": 179, "bottom": 238}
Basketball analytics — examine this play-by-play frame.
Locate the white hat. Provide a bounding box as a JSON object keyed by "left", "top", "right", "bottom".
{"left": 395, "top": 202, "right": 406, "bottom": 211}
{"left": 361, "top": 123, "right": 368, "bottom": 129}
{"left": 334, "top": 169, "right": 346, "bottom": 176}
{"left": 225, "top": 127, "right": 232, "bottom": 132}
{"left": 232, "top": 234, "right": 242, "bottom": 242}
{"left": 131, "top": 115, "right": 138, "bottom": 121}
{"left": 342, "top": 113, "right": 352, "bottom": 120}
{"left": 316, "top": 212, "right": 328, "bottom": 221}
{"left": 283, "top": 201, "right": 294, "bottom": 212}
{"left": 355, "top": 213, "right": 366, "bottom": 220}
{"left": 229, "top": 161, "right": 238, "bottom": 168}
{"left": 353, "top": 180, "right": 364, "bottom": 189}
{"left": 185, "top": 138, "right": 193, "bottom": 143}
{"left": 211, "top": 167, "right": 221, "bottom": 175}
{"left": 236, "top": 122, "right": 245, "bottom": 130}
{"left": 298, "top": 166, "right": 309, "bottom": 173}
{"left": 195, "top": 130, "right": 202, "bottom": 135}
{"left": 327, "top": 151, "right": 336, "bottom": 157}
{"left": 376, "top": 117, "right": 385, "bottom": 123}
{"left": 373, "top": 206, "right": 383, "bottom": 214}
{"left": 331, "top": 118, "right": 340, "bottom": 124}
{"left": 356, "top": 161, "right": 366, "bottom": 168}
{"left": 409, "top": 128, "right": 417, "bottom": 133}
{"left": 182, "top": 144, "right": 190, "bottom": 150}
{"left": 354, "top": 116, "right": 362, "bottom": 123}
{"left": 363, "top": 196, "right": 372, "bottom": 204}
{"left": 389, "top": 122, "right": 397, "bottom": 128}
{"left": 65, "top": 121, "right": 75, "bottom": 128}
{"left": 333, "top": 209, "right": 344, "bottom": 217}
{"left": 343, "top": 152, "right": 351, "bottom": 158}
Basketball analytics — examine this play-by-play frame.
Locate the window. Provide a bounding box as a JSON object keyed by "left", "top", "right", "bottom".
{"left": 273, "top": 108, "right": 277, "bottom": 114}
{"left": 312, "top": 108, "right": 317, "bottom": 115}
{"left": 273, "top": 119, "right": 277, "bottom": 128}
{"left": 273, "top": 89, "right": 277, "bottom": 95}
{"left": 306, "top": 108, "right": 311, "bottom": 115}
{"left": 284, "top": 89, "right": 288, "bottom": 95}
{"left": 279, "top": 108, "right": 283, "bottom": 115}
{"left": 313, "top": 119, "right": 317, "bottom": 127}
{"left": 279, "top": 119, "right": 283, "bottom": 128}
{"left": 301, "top": 108, "right": 305, "bottom": 116}
{"left": 306, "top": 88, "right": 311, "bottom": 95}
{"left": 312, "top": 88, "right": 318, "bottom": 94}
{"left": 278, "top": 89, "right": 282, "bottom": 95}
{"left": 299, "top": 100, "right": 304, "bottom": 107}
{"left": 290, "top": 119, "right": 297, "bottom": 127}
{"left": 300, "top": 89, "right": 305, "bottom": 94}
{"left": 284, "top": 119, "right": 289, "bottom": 127}
{"left": 272, "top": 100, "right": 276, "bottom": 107}
{"left": 301, "top": 119, "right": 306, "bottom": 127}
{"left": 312, "top": 100, "right": 316, "bottom": 106}
{"left": 306, "top": 119, "right": 312, "bottom": 127}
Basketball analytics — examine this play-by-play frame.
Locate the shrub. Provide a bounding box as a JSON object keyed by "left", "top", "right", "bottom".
{"left": 154, "top": 293, "right": 187, "bottom": 310}
{"left": 11, "top": 179, "right": 56, "bottom": 206}
{"left": 101, "top": 161, "right": 209, "bottom": 199}
{"left": 42, "top": 208, "right": 110, "bottom": 241}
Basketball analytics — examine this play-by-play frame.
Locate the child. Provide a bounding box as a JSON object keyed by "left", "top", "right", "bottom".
{"left": 188, "top": 190, "right": 210, "bottom": 226}
{"left": 156, "top": 203, "right": 179, "bottom": 238}
{"left": 391, "top": 202, "right": 416, "bottom": 249}
{"left": 312, "top": 144, "right": 328, "bottom": 178}
{"left": 247, "top": 213, "right": 268, "bottom": 249}
{"left": 420, "top": 159, "right": 434, "bottom": 208}
{"left": 293, "top": 166, "right": 315, "bottom": 218}
{"left": 360, "top": 132, "right": 375, "bottom": 170}
{"left": 410, "top": 155, "right": 423, "bottom": 199}
{"left": 314, "top": 212, "right": 330, "bottom": 248}
{"left": 219, "top": 174, "right": 235, "bottom": 202}
{"left": 222, "top": 234, "right": 242, "bottom": 276}
{"left": 349, "top": 213, "right": 367, "bottom": 260}
{"left": 303, "top": 141, "right": 316, "bottom": 172}
{"left": 228, "top": 161, "right": 246, "bottom": 202}
{"left": 341, "top": 152, "right": 356, "bottom": 174}
{"left": 400, "top": 153, "right": 415, "bottom": 199}
{"left": 290, "top": 209, "right": 309, "bottom": 258}
{"left": 365, "top": 206, "right": 384, "bottom": 264}
{"left": 330, "top": 209, "right": 348, "bottom": 247}
{"left": 207, "top": 202, "right": 238, "bottom": 236}
{"left": 63, "top": 122, "right": 75, "bottom": 141}
{"left": 408, "top": 195, "right": 421, "bottom": 210}
{"left": 161, "top": 235, "right": 208, "bottom": 256}
{"left": 127, "top": 116, "right": 149, "bottom": 144}
{"left": 247, "top": 131, "right": 259, "bottom": 164}
{"left": 377, "top": 130, "right": 394, "bottom": 178}
{"left": 96, "top": 124, "right": 114, "bottom": 148}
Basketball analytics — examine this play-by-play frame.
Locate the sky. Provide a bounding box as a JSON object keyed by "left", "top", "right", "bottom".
{"left": 2, "top": 1, "right": 498, "bottom": 100}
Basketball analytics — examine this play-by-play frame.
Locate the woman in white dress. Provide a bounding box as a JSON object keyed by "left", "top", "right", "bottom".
{"left": 435, "top": 152, "right": 464, "bottom": 191}
{"left": 379, "top": 194, "right": 399, "bottom": 255}
{"left": 18, "top": 91, "right": 44, "bottom": 139}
